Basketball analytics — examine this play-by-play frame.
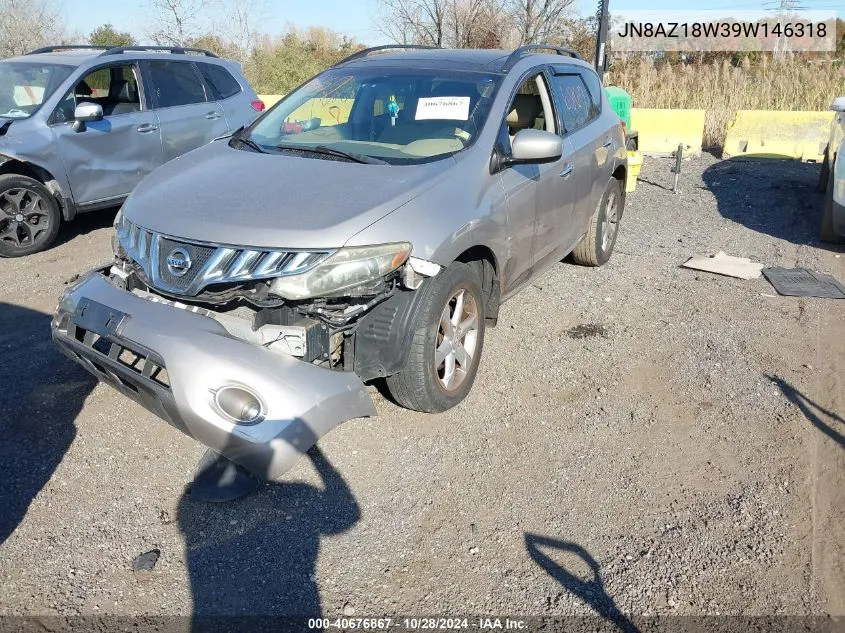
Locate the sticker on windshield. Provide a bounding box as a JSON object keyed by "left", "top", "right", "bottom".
{"left": 415, "top": 96, "right": 471, "bottom": 121}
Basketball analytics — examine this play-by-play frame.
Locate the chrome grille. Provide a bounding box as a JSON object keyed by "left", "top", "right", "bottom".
{"left": 157, "top": 237, "right": 216, "bottom": 290}
{"left": 116, "top": 216, "right": 333, "bottom": 297}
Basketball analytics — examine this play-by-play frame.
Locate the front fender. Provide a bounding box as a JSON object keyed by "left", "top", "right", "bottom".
{"left": 0, "top": 130, "right": 74, "bottom": 218}
{"left": 344, "top": 157, "right": 508, "bottom": 272}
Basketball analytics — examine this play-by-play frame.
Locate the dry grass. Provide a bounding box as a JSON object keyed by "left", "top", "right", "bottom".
{"left": 606, "top": 57, "right": 845, "bottom": 148}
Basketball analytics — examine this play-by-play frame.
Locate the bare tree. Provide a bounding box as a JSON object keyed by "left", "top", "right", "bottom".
{"left": 0, "top": 0, "right": 70, "bottom": 58}
{"left": 146, "top": 0, "right": 216, "bottom": 46}
{"left": 376, "top": 0, "right": 575, "bottom": 49}
{"left": 377, "top": 0, "right": 446, "bottom": 47}
{"left": 145, "top": 0, "right": 266, "bottom": 61}
{"left": 210, "top": 0, "right": 267, "bottom": 61}
{"left": 505, "top": 0, "right": 578, "bottom": 45}
{"left": 377, "top": 0, "right": 508, "bottom": 48}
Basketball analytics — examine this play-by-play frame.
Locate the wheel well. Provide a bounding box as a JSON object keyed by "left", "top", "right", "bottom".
{"left": 455, "top": 246, "right": 500, "bottom": 325}
{"left": 1, "top": 158, "right": 46, "bottom": 182}
{"left": 0, "top": 158, "right": 68, "bottom": 218}
{"left": 612, "top": 164, "right": 627, "bottom": 207}
{"left": 612, "top": 164, "right": 626, "bottom": 186}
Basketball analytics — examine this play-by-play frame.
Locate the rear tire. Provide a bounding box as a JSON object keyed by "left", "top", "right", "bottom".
{"left": 572, "top": 177, "right": 623, "bottom": 267}
{"left": 0, "top": 174, "right": 62, "bottom": 257}
{"left": 386, "top": 262, "right": 486, "bottom": 413}
{"left": 817, "top": 146, "right": 831, "bottom": 193}
{"left": 820, "top": 152, "right": 843, "bottom": 243}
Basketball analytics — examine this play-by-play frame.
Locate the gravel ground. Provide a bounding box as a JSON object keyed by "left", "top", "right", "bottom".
{"left": 0, "top": 154, "right": 843, "bottom": 625}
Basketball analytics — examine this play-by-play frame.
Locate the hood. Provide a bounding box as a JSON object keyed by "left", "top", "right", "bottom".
{"left": 122, "top": 139, "right": 455, "bottom": 250}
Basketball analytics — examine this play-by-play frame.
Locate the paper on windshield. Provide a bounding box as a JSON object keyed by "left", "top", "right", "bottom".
{"left": 415, "top": 96, "right": 470, "bottom": 121}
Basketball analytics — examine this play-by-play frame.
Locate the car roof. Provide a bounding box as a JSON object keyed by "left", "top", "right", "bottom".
{"left": 3, "top": 48, "right": 226, "bottom": 68}
{"left": 4, "top": 50, "right": 98, "bottom": 67}
{"left": 338, "top": 47, "right": 592, "bottom": 74}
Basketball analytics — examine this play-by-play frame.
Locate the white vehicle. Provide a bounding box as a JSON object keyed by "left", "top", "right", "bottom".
{"left": 820, "top": 96, "right": 845, "bottom": 242}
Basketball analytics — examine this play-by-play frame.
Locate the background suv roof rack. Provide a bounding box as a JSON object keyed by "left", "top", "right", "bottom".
{"left": 26, "top": 45, "right": 111, "bottom": 55}
{"left": 26, "top": 44, "right": 218, "bottom": 58}
{"left": 501, "top": 44, "right": 582, "bottom": 71}
{"left": 334, "top": 45, "right": 440, "bottom": 66}
{"left": 99, "top": 45, "right": 218, "bottom": 57}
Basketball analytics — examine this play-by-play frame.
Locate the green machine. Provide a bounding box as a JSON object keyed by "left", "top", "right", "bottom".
{"left": 604, "top": 85, "right": 631, "bottom": 130}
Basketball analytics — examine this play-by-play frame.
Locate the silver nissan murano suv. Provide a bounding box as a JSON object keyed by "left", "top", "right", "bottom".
{"left": 52, "top": 45, "right": 628, "bottom": 489}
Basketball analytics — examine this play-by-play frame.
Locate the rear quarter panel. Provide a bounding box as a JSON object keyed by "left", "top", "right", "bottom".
{"left": 219, "top": 61, "right": 262, "bottom": 130}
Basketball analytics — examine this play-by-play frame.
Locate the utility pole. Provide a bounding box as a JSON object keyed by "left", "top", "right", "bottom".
{"left": 763, "top": 0, "right": 806, "bottom": 57}
{"left": 594, "top": 0, "right": 610, "bottom": 81}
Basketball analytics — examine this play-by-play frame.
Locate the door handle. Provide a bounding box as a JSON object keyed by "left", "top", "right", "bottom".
{"left": 205, "top": 112, "right": 222, "bottom": 120}
{"left": 602, "top": 137, "right": 614, "bottom": 148}
{"left": 559, "top": 164, "right": 574, "bottom": 178}
{"left": 136, "top": 123, "right": 158, "bottom": 133}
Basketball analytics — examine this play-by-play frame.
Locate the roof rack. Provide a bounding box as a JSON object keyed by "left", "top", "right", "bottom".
{"left": 501, "top": 45, "right": 582, "bottom": 71}
{"left": 26, "top": 44, "right": 219, "bottom": 58}
{"left": 334, "top": 45, "right": 440, "bottom": 66}
{"left": 99, "top": 45, "right": 218, "bottom": 58}
{"left": 26, "top": 45, "right": 111, "bottom": 55}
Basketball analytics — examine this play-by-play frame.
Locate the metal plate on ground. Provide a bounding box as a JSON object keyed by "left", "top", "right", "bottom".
{"left": 762, "top": 267, "right": 845, "bottom": 299}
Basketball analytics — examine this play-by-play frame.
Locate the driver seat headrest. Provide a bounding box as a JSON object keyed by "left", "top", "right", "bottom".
{"left": 506, "top": 94, "right": 541, "bottom": 130}
{"left": 75, "top": 80, "right": 93, "bottom": 96}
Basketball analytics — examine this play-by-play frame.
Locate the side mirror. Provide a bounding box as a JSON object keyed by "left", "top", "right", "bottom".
{"left": 74, "top": 102, "right": 103, "bottom": 122}
{"left": 831, "top": 97, "right": 845, "bottom": 112}
{"left": 509, "top": 129, "right": 563, "bottom": 165}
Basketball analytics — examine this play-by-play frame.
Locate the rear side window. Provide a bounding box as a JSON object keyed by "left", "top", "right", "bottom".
{"left": 551, "top": 73, "right": 600, "bottom": 133}
{"left": 146, "top": 61, "right": 207, "bottom": 108}
{"left": 580, "top": 71, "right": 603, "bottom": 114}
{"left": 198, "top": 63, "right": 242, "bottom": 100}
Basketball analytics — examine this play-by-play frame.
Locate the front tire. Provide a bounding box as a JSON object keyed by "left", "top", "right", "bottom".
{"left": 571, "top": 178, "right": 623, "bottom": 267}
{"left": 386, "top": 262, "right": 486, "bottom": 412}
{"left": 0, "top": 174, "right": 62, "bottom": 257}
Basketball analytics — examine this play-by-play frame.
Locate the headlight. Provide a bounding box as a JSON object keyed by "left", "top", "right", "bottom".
{"left": 111, "top": 209, "right": 126, "bottom": 258}
{"left": 269, "top": 242, "right": 411, "bottom": 300}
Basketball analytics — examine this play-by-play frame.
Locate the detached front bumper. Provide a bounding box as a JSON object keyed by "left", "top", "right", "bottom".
{"left": 51, "top": 269, "right": 376, "bottom": 481}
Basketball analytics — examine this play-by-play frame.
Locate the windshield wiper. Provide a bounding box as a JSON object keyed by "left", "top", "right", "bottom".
{"left": 237, "top": 136, "right": 265, "bottom": 154}
{"left": 275, "top": 144, "right": 387, "bottom": 165}
{"left": 228, "top": 126, "right": 265, "bottom": 153}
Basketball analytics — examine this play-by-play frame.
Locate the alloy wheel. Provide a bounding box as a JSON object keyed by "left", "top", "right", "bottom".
{"left": 434, "top": 287, "right": 479, "bottom": 392}
{"left": 601, "top": 190, "right": 619, "bottom": 252}
{"left": 0, "top": 188, "right": 51, "bottom": 248}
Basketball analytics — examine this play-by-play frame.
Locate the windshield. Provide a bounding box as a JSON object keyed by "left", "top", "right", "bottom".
{"left": 0, "top": 61, "right": 73, "bottom": 120}
{"left": 247, "top": 67, "right": 502, "bottom": 165}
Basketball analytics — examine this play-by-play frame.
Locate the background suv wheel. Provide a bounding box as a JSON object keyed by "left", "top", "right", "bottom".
{"left": 0, "top": 174, "right": 61, "bottom": 258}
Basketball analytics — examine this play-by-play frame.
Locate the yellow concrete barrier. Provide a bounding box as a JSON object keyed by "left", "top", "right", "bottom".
{"left": 630, "top": 108, "right": 705, "bottom": 157}
{"left": 258, "top": 95, "right": 355, "bottom": 125}
{"left": 723, "top": 110, "right": 834, "bottom": 162}
{"left": 259, "top": 94, "right": 284, "bottom": 107}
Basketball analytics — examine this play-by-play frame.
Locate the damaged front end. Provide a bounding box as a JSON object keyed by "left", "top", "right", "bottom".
{"left": 52, "top": 215, "right": 440, "bottom": 480}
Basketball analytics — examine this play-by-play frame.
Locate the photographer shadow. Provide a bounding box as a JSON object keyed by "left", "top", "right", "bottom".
{"left": 0, "top": 302, "right": 96, "bottom": 544}
{"left": 524, "top": 533, "right": 639, "bottom": 633}
{"left": 178, "top": 440, "right": 360, "bottom": 630}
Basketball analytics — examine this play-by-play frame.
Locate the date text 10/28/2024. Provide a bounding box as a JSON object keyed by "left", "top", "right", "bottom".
{"left": 307, "top": 617, "right": 528, "bottom": 630}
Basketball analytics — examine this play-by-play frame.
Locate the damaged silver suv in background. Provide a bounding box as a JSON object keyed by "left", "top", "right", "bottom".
{"left": 52, "top": 45, "right": 628, "bottom": 492}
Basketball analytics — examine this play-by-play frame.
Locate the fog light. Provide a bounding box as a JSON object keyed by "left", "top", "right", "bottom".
{"left": 213, "top": 386, "right": 265, "bottom": 424}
